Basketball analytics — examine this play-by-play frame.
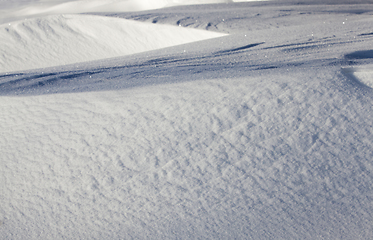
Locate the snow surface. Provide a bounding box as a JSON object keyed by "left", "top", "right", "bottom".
{"left": 0, "top": 14, "right": 225, "bottom": 72}
{"left": 0, "top": 0, "right": 266, "bottom": 24}
{"left": 1, "top": 0, "right": 373, "bottom": 239}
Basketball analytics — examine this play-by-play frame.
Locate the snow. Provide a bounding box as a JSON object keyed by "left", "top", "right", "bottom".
{"left": 0, "top": 14, "right": 225, "bottom": 73}
{"left": 0, "top": 0, "right": 266, "bottom": 24}
{"left": 1, "top": 0, "right": 373, "bottom": 239}
{"left": 351, "top": 68, "right": 373, "bottom": 88}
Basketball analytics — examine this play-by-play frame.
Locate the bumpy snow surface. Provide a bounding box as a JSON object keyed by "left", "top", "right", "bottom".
{"left": 1, "top": 0, "right": 373, "bottom": 239}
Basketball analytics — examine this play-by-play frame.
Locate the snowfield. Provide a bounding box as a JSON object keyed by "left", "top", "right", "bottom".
{"left": 1, "top": 0, "right": 373, "bottom": 239}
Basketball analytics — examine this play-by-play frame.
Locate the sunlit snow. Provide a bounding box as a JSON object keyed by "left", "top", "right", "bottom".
{"left": 1, "top": 0, "right": 373, "bottom": 239}
{"left": 0, "top": 14, "right": 225, "bottom": 72}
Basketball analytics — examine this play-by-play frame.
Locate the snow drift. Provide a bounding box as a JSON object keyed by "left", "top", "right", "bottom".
{"left": 2, "top": 69, "right": 373, "bottom": 239}
{"left": 1, "top": 0, "right": 373, "bottom": 239}
{"left": 0, "top": 14, "right": 225, "bottom": 73}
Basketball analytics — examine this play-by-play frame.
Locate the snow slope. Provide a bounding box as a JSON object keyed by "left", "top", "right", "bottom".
{"left": 0, "top": 0, "right": 265, "bottom": 24}
{"left": 1, "top": 0, "right": 373, "bottom": 239}
{"left": 0, "top": 14, "right": 225, "bottom": 73}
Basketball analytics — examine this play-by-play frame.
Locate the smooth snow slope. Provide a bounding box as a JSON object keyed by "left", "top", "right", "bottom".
{"left": 1, "top": 0, "right": 373, "bottom": 239}
{"left": 0, "top": 14, "right": 225, "bottom": 73}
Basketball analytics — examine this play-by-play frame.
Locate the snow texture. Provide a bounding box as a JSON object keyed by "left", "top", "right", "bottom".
{"left": 1, "top": 0, "right": 373, "bottom": 239}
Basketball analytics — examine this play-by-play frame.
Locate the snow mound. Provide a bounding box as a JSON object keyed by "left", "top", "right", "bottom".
{"left": 1, "top": 72, "right": 373, "bottom": 239}
{"left": 0, "top": 14, "right": 225, "bottom": 73}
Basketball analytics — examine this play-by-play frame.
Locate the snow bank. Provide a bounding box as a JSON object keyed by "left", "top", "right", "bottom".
{"left": 0, "top": 14, "right": 225, "bottom": 73}
{"left": 1, "top": 70, "right": 373, "bottom": 239}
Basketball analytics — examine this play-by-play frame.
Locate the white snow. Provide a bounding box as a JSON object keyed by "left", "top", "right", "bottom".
{"left": 0, "top": 0, "right": 266, "bottom": 24}
{"left": 352, "top": 68, "right": 373, "bottom": 88}
{"left": 0, "top": 14, "right": 225, "bottom": 73}
{"left": 1, "top": 0, "right": 373, "bottom": 239}
{"left": 343, "top": 65, "right": 373, "bottom": 89}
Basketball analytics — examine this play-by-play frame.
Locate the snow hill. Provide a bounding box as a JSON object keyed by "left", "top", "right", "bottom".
{"left": 1, "top": 0, "right": 373, "bottom": 239}
{"left": 0, "top": 14, "right": 225, "bottom": 72}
